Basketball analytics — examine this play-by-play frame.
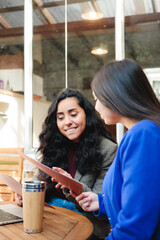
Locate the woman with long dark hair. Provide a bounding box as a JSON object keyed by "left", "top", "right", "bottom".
{"left": 75, "top": 59, "right": 160, "bottom": 240}
{"left": 37, "top": 88, "right": 117, "bottom": 238}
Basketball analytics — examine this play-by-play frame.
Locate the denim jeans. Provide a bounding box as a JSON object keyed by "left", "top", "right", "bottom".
{"left": 47, "top": 197, "right": 85, "bottom": 215}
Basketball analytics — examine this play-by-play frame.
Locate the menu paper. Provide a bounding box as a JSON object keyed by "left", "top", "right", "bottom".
{"left": 17, "top": 150, "right": 83, "bottom": 196}
{"left": 0, "top": 173, "right": 22, "bottom": 195}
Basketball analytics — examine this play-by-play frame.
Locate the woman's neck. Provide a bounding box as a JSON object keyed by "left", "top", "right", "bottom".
{"left": 121, "top": 117, "right": 139, "bottom": 129}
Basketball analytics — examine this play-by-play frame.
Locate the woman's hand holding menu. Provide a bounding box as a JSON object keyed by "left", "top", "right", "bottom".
{"left": 51, "top": 167, "right": 73, "bottom": 189}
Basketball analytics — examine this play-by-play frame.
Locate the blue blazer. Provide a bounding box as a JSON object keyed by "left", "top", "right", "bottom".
{"left": 96, "top": 120, "right": 160, "bottom": 240}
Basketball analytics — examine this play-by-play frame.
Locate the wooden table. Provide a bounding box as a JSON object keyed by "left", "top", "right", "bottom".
{"left": 0, "top": 202, "right": 93, "bottom": 240}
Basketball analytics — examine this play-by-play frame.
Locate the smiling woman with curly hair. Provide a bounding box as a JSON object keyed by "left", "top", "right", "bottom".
{"left": 36, "top": 88, "right": 117, "bottom": 239}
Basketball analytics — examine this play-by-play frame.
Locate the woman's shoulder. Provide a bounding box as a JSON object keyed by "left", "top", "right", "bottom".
{"left": 99, "top": 136, "right": 117, "bottom": 155}
{"left": 133, "top": 120, "right": 159, "bottom": 129}
{"left": 121, "top": 120, "right": 160, "bottom": 148}
{"left": 98, "top": 137, "right": 117, "bottom": 168}
{"left": 99, "top": 136, "right": 117, "bottom": 148}
{"left": 127, "top": 120, "right": 160, "bottom": 137}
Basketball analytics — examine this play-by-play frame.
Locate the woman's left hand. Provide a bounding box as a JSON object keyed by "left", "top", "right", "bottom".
{"left": 51, "top": 167, "right": 73, "bottom": 189}
{"left": 75, "top": 192, "right": 99, "bottom": 212}
{"left": 15, "top": 193, "right": 23, "bottom": 207}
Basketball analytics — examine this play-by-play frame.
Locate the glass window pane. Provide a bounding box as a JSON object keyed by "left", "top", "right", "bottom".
{"left": 32, "top": 1, "right": 66, "bottom": 148}
{"left": 67, "top": 0, "right": 115, "bottom": 102}
{"left": 125, "top": 0, "right": 160, "bottom": 100}
{"left": 33, "top": 1, "right": 65, "bottom": 101}
{"left": 125, "top": 0, "right": 160, "bottom": 67}
{"left": 0, "top": 0, "right": 24, "bottom": 148}
{"left": 67, "top": 0, "right": 116, "bottom": 139}
{"left": 0, "top": 0, "right": 24, "bottom": 91}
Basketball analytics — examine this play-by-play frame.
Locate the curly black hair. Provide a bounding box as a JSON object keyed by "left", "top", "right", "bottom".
{"left": 37, "top": 88, "right": 115, "bottom": 179}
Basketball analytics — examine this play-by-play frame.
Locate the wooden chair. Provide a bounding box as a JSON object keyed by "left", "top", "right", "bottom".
{"left": 0, "top": 148, "right": 24, "bottom": 201}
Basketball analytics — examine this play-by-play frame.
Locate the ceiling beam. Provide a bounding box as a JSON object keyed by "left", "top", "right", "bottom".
{"left": 0, "top": 6, "right": 24, "bottom": 13}
{"left": 0, "top": 13, "right": 159, "bottom": 38}
{"left": 90, "top": 0, "right": 101, "bottom": 12}
{"left": 34, "top": 8, "right": 49, "bottom": 25}
{"left": 42, "top": 0, "right": 91, "bottom": 8}
{"left": 33, "top": 0, "right": 57, "bottom": 24}
{"left": 125, "top": 12, "right": 160, "bottom": 26}
{"left": 0, "top": 16, "right": 12, "bottom": 28}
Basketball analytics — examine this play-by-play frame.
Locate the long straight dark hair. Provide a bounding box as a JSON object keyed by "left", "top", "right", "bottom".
{"left": 91, "top": 59, "right": 160, "bottom": 127}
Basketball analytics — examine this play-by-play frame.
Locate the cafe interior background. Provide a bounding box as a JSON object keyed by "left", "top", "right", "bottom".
{"left": 0, "top": 0, "right": 160, "bottom": 172}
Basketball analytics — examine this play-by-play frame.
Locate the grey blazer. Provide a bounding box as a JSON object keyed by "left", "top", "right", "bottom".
{"left": 36, "top": 137, "right": 117, "bottom": 237}
{"left": 63, "top": 137, "right": 117, "bottom": 237}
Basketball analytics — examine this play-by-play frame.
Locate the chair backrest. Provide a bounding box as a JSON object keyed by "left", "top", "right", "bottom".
{"left": 0, "top": 148, "right": 24, "bottom": 201}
